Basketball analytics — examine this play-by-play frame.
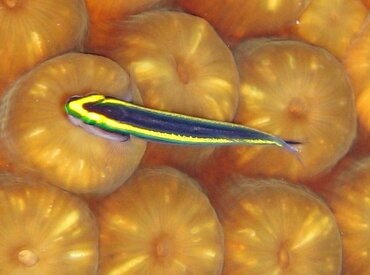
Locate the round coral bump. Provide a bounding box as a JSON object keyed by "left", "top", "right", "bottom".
{"left": 0, "top": 0, "right": 88, "bottom": 92}
{"left": 0, "top": 141, "right": 13, "bottom": 172}
{"left": 139, "top": 140, "right": 216, "bottom": 175}
{"left": 293, "top": 0, "right": 368, "bottom": 58}
{"left": 178, "top": 0, "right": 310, "bottom": 42}
{"left": 85, "top": 0, "right": 168, "bottom": 22}
{"left": 325, "top": 158, "right": 370, "bottom": 274}
{"left": 102, "top": 10, "right": 239, "bottom": 121}
{"left": 216, "top": 177, "right": 342, "bottom": 275}
{"left": 356, "top": 88, "right": 370, "bottom": 147}
{"left": 0, "top": 173, "right": 98, "bottom": 274}
{"left": 97, "top": 167, "right": 224, "bottom": 274}
{"left": 362, "top": 0, "right": 370, "bottom": 9}
{"left": 345, "top": 16, "right": 370, "bottom": 144}
{"left": 224, "top": 39, "right": 356, "bottom": 182}
{"left": 0, "top": 53, "right": 146, "bottom": 196}
{"left": 85, "top": 0, "right": 171, "bottom": 51}
{"left": 95, "top": 10, "right": 240, "bottom": 172}
{"left": 345, "top": 15, "right": 370, "bottom": 96}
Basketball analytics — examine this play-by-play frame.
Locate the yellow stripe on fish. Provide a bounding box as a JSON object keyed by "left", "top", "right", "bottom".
{"left": 65, "top": 94, "right": 301, "bottom": 154}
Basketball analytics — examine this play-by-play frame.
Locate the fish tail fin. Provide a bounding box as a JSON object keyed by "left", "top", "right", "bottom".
{"left": 281, "top": 139, "right": 305, "bottom": 167}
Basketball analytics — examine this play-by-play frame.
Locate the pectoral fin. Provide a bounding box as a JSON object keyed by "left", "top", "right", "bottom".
{"left": 68, "top": 114, "right": 130, "bottom": 142}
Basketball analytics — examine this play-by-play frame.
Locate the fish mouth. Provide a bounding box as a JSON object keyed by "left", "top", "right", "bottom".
{"left": 66, "top": 93, "right": 103, "bottom": 104}
{"left": 66, "top": 95, "right": 83, "bottom": 104}
{"left": 67, "top": 113, "right": 130, "bottom": 142}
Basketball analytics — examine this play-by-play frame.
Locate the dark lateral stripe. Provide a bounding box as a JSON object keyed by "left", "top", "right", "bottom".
{"left": 83, "top": 101, "right": 275, "bottom": 142}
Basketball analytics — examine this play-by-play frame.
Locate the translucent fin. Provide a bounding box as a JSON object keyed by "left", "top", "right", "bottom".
{"left": 67, "top": 115, "right": 130, "bottom": 142}
{"left": 282, "top": 139, "right": 304, "bottom": 166}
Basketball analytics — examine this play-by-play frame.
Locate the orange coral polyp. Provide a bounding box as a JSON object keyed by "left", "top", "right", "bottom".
{"left": 0, "top": 174, "right": 99, "bottom": 273}
{"left": 223, "top": 39, "right": 356, "bottom": 182}
{"left": 345, "top": 15, "right": 370, "bottom": 96}
{"left": 85, "top": 0, "right": 164, "bottom": 21}
{"left": 326, "top": 158, "right": 370, "bottom": 274}
{"left": 345, "top": 16, "right": 370, "bottom": 146}
{"left": 93, "top": 10, "right": 239, "bottom": 121}
{"left": 178, "top": 0, "right": 311, "bottom": 41}
{"left": 2, "top": 0, "right": 18, "bottom": 8}
{"left": 0, "top": 53, "right": 146, "bottom": 196}
{"left": 0, "top": 0, "right": 88, "bottom": 93}
{"left": 293, "top": 0, "right": 367, "bottom": 58}
{"left": 363, "top": 0, "right": 370, "bottom": 8}
{"left": 98, "top": 167, "right": 224, "bottom": 274}
{"left": 91, "top": 10, "right": 240, "bottom": 172}
{"left": 216, "top": 178, "right": 342, "bottom": 274}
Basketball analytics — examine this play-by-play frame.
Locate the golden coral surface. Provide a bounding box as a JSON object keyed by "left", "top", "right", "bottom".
{"left": 179, "top": 0, "right": 311, "bottom": 41}
{"left": 293, "top": 0, "right": 368, "bottom": 58}
{"left": 326, "top": 158, "right": 370, "bottom": 274}
{"left": 89, "top": 10, "right": 240, "bottom": 173}
{"left": 0, "top": 53, "right": 146, "bottom": 196}
{"left": 217, "top": 178, "right": 342, "bottom": 275}
{"left": 0, "top": 0, "right": 88, "bottom": 93}
{"left": 219, "top": 39, "right": 356, "bottom": 182}
{"left": 97, "top": 167, "right": 224, "bottom": 274}
{"left": 0, "top": 174, "right": 98, "bottom": 274}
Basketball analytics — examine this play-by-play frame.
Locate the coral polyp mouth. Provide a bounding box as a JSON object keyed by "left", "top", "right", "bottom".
{"left": 152, "top": 234, "right": 173, "bottom": 260}
{"left": 17, "top": 249, "right": 39, "bottom": 267}
{"left": 66, "top": 93, "right": 102, "bottom": 104}
{"left": 2, "top": 0, "right": 20, "bottom": 8}
{"left": 65, "top": 94, "right": 130, "bottom": 142}
{"left": 288, "top": 97, "right": 308, "bottom": 119}
{"left": 65, "top": 95, "right": 83, "bottom": 104}
{"left": 176, "top": 62, "right": 190, "bottom": 84}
